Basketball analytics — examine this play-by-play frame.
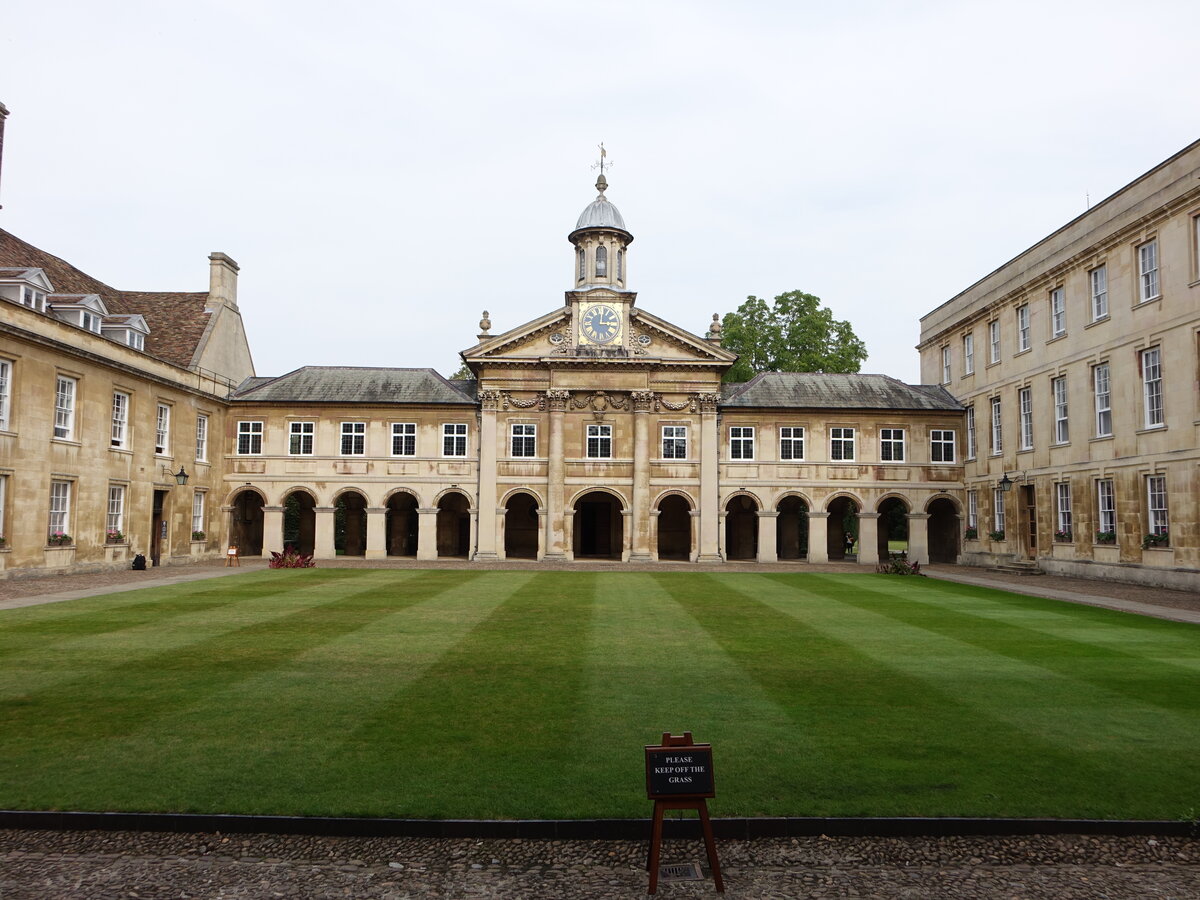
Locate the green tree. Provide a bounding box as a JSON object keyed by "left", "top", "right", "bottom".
{"left": 721, "top": 290, "right": 867, "bottom": 383}
{"left": 448, "top": 361, "right": 471, "bottom": 380}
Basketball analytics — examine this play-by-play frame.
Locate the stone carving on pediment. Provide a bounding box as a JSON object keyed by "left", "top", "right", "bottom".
{"left": 545, "top": 389, "right": 571, "bottom": 411}
{"left": 571, "top": 391, "right": 629, "bottom": 414}
{"left": 696, "top": 392, "right": 721, "bottom": 414}
{"left": 502, "top": 392, "right": 546, "bottom": 411}
{"left": 658, "top": 394, "right": 697, "bottom": 413}
{"left": 630, "top": 390, "right": 656, "bottom": 412}
{"left": 478, "top": 389, "right": 503, "bottom": 411}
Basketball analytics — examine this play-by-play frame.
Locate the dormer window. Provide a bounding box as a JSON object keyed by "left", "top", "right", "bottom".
{"left": 127, "top": 331, "right": 144, "bottom": 351}
{"left": 21, "top": 286, "right": 46, "bottom": 311}
{"left": 595, "top": 245, "right": 607, "bottom": 278}
{"left": 80, "top": 311, "right": 102, "bottom": 333}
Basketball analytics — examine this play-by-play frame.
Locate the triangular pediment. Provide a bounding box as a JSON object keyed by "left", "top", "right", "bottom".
{"left": 461, "top": 299, "right": 737, "bottom": 371}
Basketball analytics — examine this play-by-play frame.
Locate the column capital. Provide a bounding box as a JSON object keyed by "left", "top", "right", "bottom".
{"left": 479, "top": 389, "right": 503, "bottom": 411}
{"left": 417, "top": 507, "right": 439, "bottom": 515}
{"left": 263, "top": 505, "right": 284, "bottom": 513}
{"left": 807, "top": 511, "right": 830, "bottom": 519}
{"left": 315, "top": 506, "right": 335, "bottom": 514}
{"left": 756, "top": 510, "right": 780, "bottom": 518}
{"left": 546, "top": 389, "right": 571, "bottom": 411}
{"left": 631, "top": 390, "right": 656, "bottom": 412}
{"left": 696, "top": 392, "right": 721, "bottom": 414}
{"left": 858, "top": 512, "right": 880, "bottom": 520}
{"left": 366, "top": 507, "right": 386, "bottom": 515}
{"left": 906, "top": 512, "right": 931, "bottom": 520}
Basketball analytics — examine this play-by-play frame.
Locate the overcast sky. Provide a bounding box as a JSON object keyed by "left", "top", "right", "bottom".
{"left": 2, "top": 0, "right": 1197, "bottom": 383}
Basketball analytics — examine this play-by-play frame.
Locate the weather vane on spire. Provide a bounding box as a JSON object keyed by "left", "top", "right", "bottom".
{"left": 591, "top": 142, "right": 612, "bottom": 195}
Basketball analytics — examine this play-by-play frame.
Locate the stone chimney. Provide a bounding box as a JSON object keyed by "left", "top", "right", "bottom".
{"left": 208, "top": 252, "right": 239, "bottom": 310}
{"left": 0, "top": 102, "right": 9, "bottom": 210}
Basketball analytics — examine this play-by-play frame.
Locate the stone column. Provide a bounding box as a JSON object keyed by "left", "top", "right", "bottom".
{"left": 907, "top": 512, "right": 930, "bottom": 564}
{"left": 717, "top": 511, "right": 727, "bottom": 560}
{"left": 563, "top": 506, "right": 576, "bottom": 561}
{"left": 495, "top": 506, "right": 507, "bottom": 560}
{"left": 537, "top": 508, "right": 548, "bottom": 561}
{"left": 262, "top": 505, "right": 284, "bottom": 555}
{"left": 629, "top": 391, "right": 655, "bottom": 560}
{"left": 314, "top": 506, "right": 336, "bottom": 560}
{"left": 857, "top": 512, "right": 880, "bottom": 565}
{"left": 649, "top": 509, "right": 660, "bottom": 561}
{"left": 365, "top": 507, "right": 387, "bottom": 559}
{"left": 689, "top": 509, "right": 700, "bottom": 562}
{"left": 807, "top": 511, "right": 830, "bottom": 563}
{"left": 697, "top": 393, "right": 722, "bottom": 562}
{"left": 544, "top": 390, "right": 570, "bottom": 559}
{"left": 416, "top": 507, "right": 438, "bottom": 560}
{"left": 469, "top": 507, "right": 478, "bottom": 560}
{"left": 622, "top": 508, "right": 634, "bottom": 562}
{"left": 473, "top": 390, "right": 501, "bottom": 560}
{"left": 757, "top": 510, "right": 779, "bottom": 563}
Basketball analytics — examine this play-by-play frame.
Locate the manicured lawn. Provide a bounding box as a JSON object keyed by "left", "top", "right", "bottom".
{"left": 1, "top": 569, "right": 1196, "bottom": 820}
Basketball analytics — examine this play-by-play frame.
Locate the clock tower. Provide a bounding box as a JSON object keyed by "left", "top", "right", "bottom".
{"left": 567, "top": 166, "right": 635, "bottom": 352}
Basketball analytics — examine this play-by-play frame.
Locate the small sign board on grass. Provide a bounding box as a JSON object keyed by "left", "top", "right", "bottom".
{"left": 645, "top": 739, "right": 715, "bottom": 799}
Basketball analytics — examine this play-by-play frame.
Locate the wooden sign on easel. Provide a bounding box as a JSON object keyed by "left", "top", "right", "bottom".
{"left": 644, "top": 731, "right": 724, "bottom": 894}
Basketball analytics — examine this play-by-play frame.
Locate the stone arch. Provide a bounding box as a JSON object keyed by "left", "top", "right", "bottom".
{"left": 383, "top": 486, "right": 423, "bottom": 507}
{"left": 223, "top": 484, "right": 267, "bottom": 507}
{"left": 573, "top": 489, "right": 624, "bottom": 559}
{"left": 500, "top": 486, "right": 545, "bottom": 508}
{"left": 436, "top": 490, "right": 472, "bottom": 558}
{"left": 228, "top": 488, "right": 264, "bottom": 556}
{"left": 334, "top": 488, "right": 369, "bottom": 557}
{"left": 656, "top": 492, "right": 694, "bottom": 561}
{"left": 653, "top": 489, "right": 696, "bottom": 511}
{"left": 386, "top": 491, "right": 420, "bottom": 557}
{"left": 433, "top": 486, "right": 476, "bottom": 508}
{"left": 281, "top": 488, "right": 317, "bottom": 555}
{"left": 503, "top": 491, "right": 540, "bottom": 560}
{"left": 924, "top": 493, "right": 962, "bottom": 515}
{"left": 567, "top": 485, "right": 629, "bottom": 510}
{"left": 725, "top": 493, "right": 760, "bottom": 561}
{"left": 877, "top": 494, "right": 911, "bottom": 560}
{"left": 826, "top": 494, "right": 860, "bottom": 560}
{"left": 776, "top": 494, "right": 809, "bottom": 560}
{"left": 927, "top": 495, "right": 961, "bottom": 564}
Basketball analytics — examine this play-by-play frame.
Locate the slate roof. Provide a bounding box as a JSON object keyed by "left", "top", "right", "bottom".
{"left": 720, "top": 372, "right": 962, "bottom": 411}
{"left": 0, "top": 228, "right": 211, "bottom": 368}
{"left": 232, "top": 367, "right": 477, "bottom": 405}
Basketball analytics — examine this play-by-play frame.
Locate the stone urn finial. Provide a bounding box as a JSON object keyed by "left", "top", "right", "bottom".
{"left": 708, "top": 313, "right": 722, "bottom": 339}
{"left": 479, "top": 310, "right": 492, "bottom": 333}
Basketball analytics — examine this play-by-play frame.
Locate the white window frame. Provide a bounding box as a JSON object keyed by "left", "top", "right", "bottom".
{"left": 662, "top": 424, "right": 688, "bottom": 460}
{"left": 586, "top": 423, "right": 612, "bottom": 459}
{"left": 1097, "top": 479, "right": 1116, "bottom": 536}
{"left": 966, "top": 405, "right": 976, "bottom": 459}
{"left": 54, "top": 376, "right": 76, "bottom": 440}
{"left": 729, "top": 426, "right": 755, "bottom": 460}
{"left": 941, "top": 346, "right": 951, "bottom": 384}
{"left": 155, "top": 403, "right": 171, "bottom": 455}
{"left": 192, "top": 490, "right": 206, "bottom": 535}
{"left": 1147, "top": 475, "right": 1168, "bottom": 536}
{"left": 1141, "top": 346, "right": 1163, "bottom": 428}
{"left": 289, "top": 421, "right": 315, "bottom": 455}
{"left": 1049, "top": 287, "right": 1066, "bottom": 337}
{"left": 236, "top": 420, "right": 263, "bottom": 455}
{"left": 511, "top": 423, "right": 537, "bottom": 458}
{"left": 1093, "top": 364, "right": 1112, "bottom": 437}
{"left": 111, "top": 391, "right": 129, "bottom": 449}
{"left": 993, "top": 488, "right": 1006, "bottom": 534}
{"left": 779, "top": 426, "right": 804, "bottom": 461}
{"left": 1016, "top": 304, "right": 1030, "bottom": 352}
{"left": 830, "top": 426, "right": 856, "bottom": 461}
{"left": 1018, "top": 387, "right": 1033, "bottom": 450}
{"left": 48, "top": 480, "right": 71, "bottom": 540}
{"left": 1055, "top": 482, "right": 1072, "bottom": 537}
{"left": 0, "top": 358, "right": 11, "bottom": 431}
{"left": 989, "top": 397, "right": 1002, "bottom": 455}
{"left": 1090, "top": 265, "right": 1108, "bottom": 321}
{"left": 988, "top": 320, "right": 1000, "bottom": 363}
{"left": 967, "top": 489, "right": 978, "bottom": 530}
{"left": 341, "top": 421, "right": 367, "bottom": 456}
{"left": 195, "top": 414, "right": 209, "bottom": 462}
{"left": 1137, "top": 239, "right": 1159, "bottom": 302}
{"left": 391, "top": 422, "right": 416, "bottom": 456}
{"left": 1052, "top": 376, "right": 1068, "bottom": 444}
{"left": 880, "top": 427, "right": 905, "bottom": 462}
{"left": 442, "top": 423, "right": 468, "bottom": 457}
{"left": 106, "top": 484, "right": 125, "bottom": 536}
{"left": 962, "top": 333, "right": 974, "bottom": 375}
{"left": 930, "top": 429, "right": 955, "bottom": 463}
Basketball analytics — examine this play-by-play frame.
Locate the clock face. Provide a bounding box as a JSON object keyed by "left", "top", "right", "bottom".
{"left": 581, "top": 304, "right": 621, "bottom": 344}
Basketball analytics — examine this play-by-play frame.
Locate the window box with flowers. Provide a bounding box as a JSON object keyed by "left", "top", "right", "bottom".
{"left": 47, "top": 532, "right": 73, "bottom": 547}
{"left": 44, "top": 534, "right": 75, "bottom": 568}
{"left": 964, "top": 526, "right": 979, "bottom": 541}
{"left": 1051, "top": 531, "right": 1075, "bottom": 559}
{"left": 106, "top": 530, "right": 126, "bottom": 544}
{"left": 1053, "top": 530, "right": 1072, "bottom": 543}
{"left": 190, "top": 530, "right": 208, "bottom": 557}
{"left": 1094, "top": 531, "right": 1116, "bottom": 545}
{"left": 1141, "top": 531, "right": 1169, "bottom": 549}
{"left": 987, "top": 530, "right": 1006, "bottom": 543}
{"left": 1141, "top": 532, "right": 1174, "bottom": 567}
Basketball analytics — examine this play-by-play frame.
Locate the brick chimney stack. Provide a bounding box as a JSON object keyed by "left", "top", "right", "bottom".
{"left": 208, "top": 252, "right": 240, "bottom": 310}
{"left": 0, "top": 102, "right": 9, "bottom": 210}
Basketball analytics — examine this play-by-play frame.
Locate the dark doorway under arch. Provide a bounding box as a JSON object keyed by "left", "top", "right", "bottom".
{"left": 282, "top": 491, "right": 316, "bottom": 556}
{"left": 827, "top": 496, "right": 859, "bottom": 560}
{"left": 776, "top": 496, "right": 809, "bottom": 560}
{"left": 230, "top": 490, "right": 264, "bottom": 556}
{"left": 437, "top": 492, "right": 471, "bottom": 557}
{"left": 574, "top": 491, "right": 623, "bottom": 559}
{"left": 504, "top": 493, "right": 539, "bottom": 559}
{"left": 725, "top": 495, "right": 759, "bottom": 560}
{"left": 386, "top": 493, "right": 419, "bottom": 557}
{"left": 335, "top": 491, "right": 368, "bottom": 556}
{"left": 928, "top": 497, "right": 960, "bottom": 563}
{"left": 877, "top": 497, "right": 910, "bottom": 560}
{"left": 657, "top": 495, "right": 692, "bottom": 561}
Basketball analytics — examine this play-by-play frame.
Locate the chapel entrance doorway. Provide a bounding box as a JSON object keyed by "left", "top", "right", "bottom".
{"left": 386, "top": 492, "right": 419, "bottom": 557}
{"left": 230, "top": 490, "right": 264, "bottom": 557}
{"left": 282, "top": 491, "right": 316, "bottom": 556}
{"left": 574, "top": 491, "right": 623, "bottom": 559}
{"left": 656, "top": 494, "right": 692, "bottom": 561}
{"left": 437, "top": 492, "right": 472, "bottom": 557}
{"left": 927, "top": 497, "right": 960, "bottom": 563}
{"left": 776, "top": 496, "right": 809, "bottom": 560}
{"left": 724, "top": 494, "right": 759, "bottom": 560}
{"left": 504, "top": 492, "right": 539, "bottom": 559}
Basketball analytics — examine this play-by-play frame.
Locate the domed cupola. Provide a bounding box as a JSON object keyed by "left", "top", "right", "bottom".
{"left": 568, "top": 172, "right": 633, "bottom": 292}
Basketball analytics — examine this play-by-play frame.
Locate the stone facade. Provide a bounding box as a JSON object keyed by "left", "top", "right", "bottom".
{"left": 919, "top": 139, "right": 1200, "bottom": 590}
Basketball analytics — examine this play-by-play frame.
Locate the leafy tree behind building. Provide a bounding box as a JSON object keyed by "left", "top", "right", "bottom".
{"left": 721, "top": 290, "right": 867, "bottom": 383}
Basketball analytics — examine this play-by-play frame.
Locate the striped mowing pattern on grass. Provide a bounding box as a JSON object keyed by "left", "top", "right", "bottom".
{"left": 0, "top": 570, "right": 1196, "bottom": 820}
